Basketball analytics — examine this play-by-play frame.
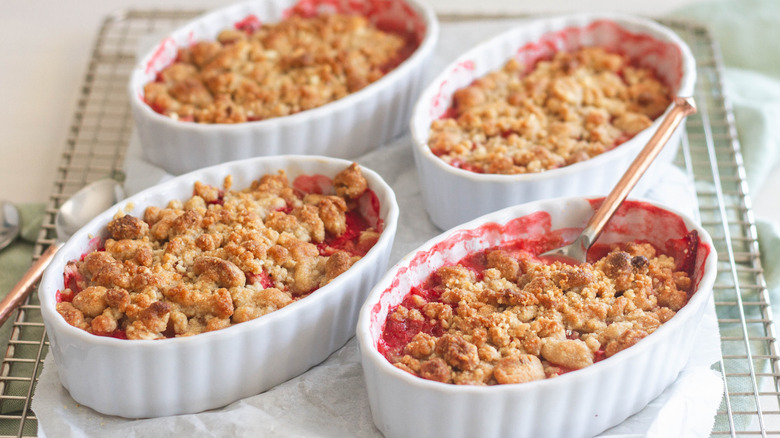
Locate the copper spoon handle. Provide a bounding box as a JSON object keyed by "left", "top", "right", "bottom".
{"left": 578, "top": 96, "right": 698, "bottom": 248}
{"left": 0, "top": 243, "right": 62, "bottom": 326}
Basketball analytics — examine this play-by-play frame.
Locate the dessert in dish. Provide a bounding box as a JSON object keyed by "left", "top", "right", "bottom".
{"left": 144, "top": 13, "right": 412, "bottom": 124}
{"left": 379, "top": 240, "right": 692, "bottom": 385}
{"left": 409, "top": 13, "right": 696, "bottom": 231}
{"left": 129, "top": 0, "right": 438, "bottom": 175}
{"left": 356, "top": 197, "right": 716, "bottom": 438}
{"left": 429, "top": 47, "right": 671, "bottom": 174}
{"left": 56, "top": 163, "right": 383, "bottom": 340}
{"left": 39, "top": 156, "right": 399, "bottom": 417}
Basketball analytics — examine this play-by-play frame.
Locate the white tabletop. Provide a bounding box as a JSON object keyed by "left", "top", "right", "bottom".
{"left": 13, "top": 0, "right": 775, "bottom": 225}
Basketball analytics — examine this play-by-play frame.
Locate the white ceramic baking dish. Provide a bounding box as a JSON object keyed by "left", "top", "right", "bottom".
{"left": 129, "top": 0, "right": 438, "bottom": 175}
{"left": 357, "top": 196, "right": 716, "bottom": 438}
{"left": 38, "top": 155, "right": 399, "bottom": 418}
{"left": 410, "top": 13, "right": 697, "bottom": 230}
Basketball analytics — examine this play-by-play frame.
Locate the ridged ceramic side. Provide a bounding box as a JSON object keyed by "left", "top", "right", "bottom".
{"left": 357, "top": 197, "right": 717, "bottom": 438}
{"left": 410, "top": 13, "right": 697, "bottom": 230}
{"left": 38, "top": 156, "right": 399, "bottom": 418}
{"left": 129, "top": 0, "right": 438, "bottom": 175}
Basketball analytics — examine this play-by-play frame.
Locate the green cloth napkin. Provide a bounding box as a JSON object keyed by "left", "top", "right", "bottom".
{"left": 672, "top": 0, "right": 780, "bottom": 82}
{"left": 670, "top": 0, "right": 780, "bottom": 289}
{"left": 669, "top": 1, "right": 780, "bottom": 433}
{"left": 0, "top": 204, "right": 45, "bottom": 355}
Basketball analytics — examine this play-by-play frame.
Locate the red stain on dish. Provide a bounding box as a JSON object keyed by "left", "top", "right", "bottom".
{"left": 144, "top": 37, "right": 178, "bottom": 76}
{"left": 235, "top": 15, "right": 262, "bottom": 33}
{"left": 293, "top": 174, "right": 336, "bottom": 195}
{"left": 513, "top": 20, "right": 683, "bottom": 89}
{"left": 665, "top": 230, "right": 700, "bottom": 278}
{"left": 371, "top": 199, "right": 711, "bottom": 347}
{"left": 357, "top": 189, "right": 383, "bottom": 230}
{"left": 588, "top": 198, "right": 688, "bottom": 243}
{"left": 429, "top": 60, "right": 476, "bottom": 119}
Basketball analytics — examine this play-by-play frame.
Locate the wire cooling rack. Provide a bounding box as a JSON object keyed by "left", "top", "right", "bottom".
{"left": 0, "top": 10, "right": 776, "bottom": 437}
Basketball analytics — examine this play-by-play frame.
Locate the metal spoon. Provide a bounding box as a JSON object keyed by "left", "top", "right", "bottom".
{"left": 0, "top": 178, "right": 125, "bottom": 326}
{"left": 539, "top": 96, "right": 697, "bottom": 264}
{"left": 0, "top": 201, "right": 21, "bottom": 251}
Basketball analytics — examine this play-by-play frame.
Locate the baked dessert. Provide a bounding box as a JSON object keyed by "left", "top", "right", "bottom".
{"left": 428, "top": 47, "right": 671, "bottom": 174}
{"left": 56, "top": 163, "right": 383, "bottom": 340}
{"left": 143, "top": 13, "right": 410, "bottom": 123}
{"left": 379, "top": 239, "right": 693, "bottom": 385}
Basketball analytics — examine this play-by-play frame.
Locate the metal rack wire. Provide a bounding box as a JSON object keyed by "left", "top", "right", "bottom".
{"left": 0, "top": 11, "right": 776, "bottom": 437}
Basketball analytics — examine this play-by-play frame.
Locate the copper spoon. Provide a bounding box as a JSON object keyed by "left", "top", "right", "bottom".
{"left": 0, "top": 178, "right": 125, "bottom": 327}
{"left": 539, "top": 96, "right": 697, "bottom": 264}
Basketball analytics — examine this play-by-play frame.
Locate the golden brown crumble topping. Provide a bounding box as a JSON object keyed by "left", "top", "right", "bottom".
{"left": 57, "top": 163, "right": 382, "bottom": 340}
{"left": 380, "top": 242, "right": 691, "bottom": 385}
{"left": 144, "top": 13, "right": 407, "bottom": 123}
{"left": 428, "top": 47, "right": 672, "bottom": 174}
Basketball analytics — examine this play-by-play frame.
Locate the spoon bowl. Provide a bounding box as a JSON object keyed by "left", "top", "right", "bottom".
{"left": 539, "top": 96, "right": 697, "bottom": 264}
{"left": 0, "top": 178, "right": 125, "bottom": 326}
{"left": 56, "top": 179, "right": 126, "bottom": 239}
{"left": 0, "top": 201, "right": 20, "bottom": 252}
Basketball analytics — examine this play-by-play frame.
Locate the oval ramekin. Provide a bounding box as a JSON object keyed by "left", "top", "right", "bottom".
{"left": 39, "top": 155, "right": 399, "bottom": 418}
{"left": 129, "top": 0, "right": 439, "bottom": 175}
{"left": 357, "top": 196, "right": 716, "bottom": 438}
{"left": 410, "top": 13, "right": 697, "bottom": 230}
